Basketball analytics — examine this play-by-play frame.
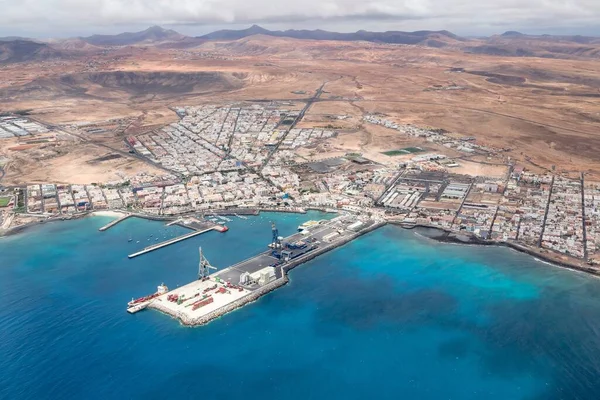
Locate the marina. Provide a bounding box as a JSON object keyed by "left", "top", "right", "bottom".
{"left": 132, "top": 215, "right": 386, "bottom": 326}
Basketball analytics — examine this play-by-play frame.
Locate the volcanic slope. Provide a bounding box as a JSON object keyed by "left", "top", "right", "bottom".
{"left": 0, "top": 33, "right": 599, "bottom": 178}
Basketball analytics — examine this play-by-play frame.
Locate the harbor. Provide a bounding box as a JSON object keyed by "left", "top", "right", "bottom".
{"left": 97, "top": 212, "right": 131, "bottom": 231}
{"left": 128, "top": 223, "right": 228, "bottom": 258}
{"left": 131, "top": 215, "right": 386, "bottom": 325}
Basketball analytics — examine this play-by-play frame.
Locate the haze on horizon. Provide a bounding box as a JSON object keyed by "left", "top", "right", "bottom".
{"left": 1, "top": 0, "right": 600, "bottom": 38}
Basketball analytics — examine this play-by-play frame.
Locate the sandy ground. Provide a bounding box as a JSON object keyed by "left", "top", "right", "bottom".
{"left": 92, "top": 210, "right": 126, "bottom": 218}
{"left": 1, "top": 34, "right": 599, "bottom": 181}
{"left": 450, "top": 160, "right": 509, "bottom": 178}
{"left": 1, "top": 141, "right": 163, "bottom": 185}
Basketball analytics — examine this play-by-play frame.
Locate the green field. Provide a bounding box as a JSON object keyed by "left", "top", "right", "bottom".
{"left": 382, "top": 147, "right": 424, "bottom": 156}
{"left": 0, "top": 197, "right": 11, "bottom": 207}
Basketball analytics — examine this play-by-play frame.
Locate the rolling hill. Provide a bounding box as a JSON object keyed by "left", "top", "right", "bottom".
{"left": 200, "top": 25, "right": 465, "bottom": 47}
{"left": 0, "top": 39, "right": 63, "bottom": 63}
{"left": 81, "top": 26, "right": 189, "bottom": 46}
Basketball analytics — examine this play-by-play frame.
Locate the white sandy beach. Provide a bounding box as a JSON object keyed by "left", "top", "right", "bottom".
{"left": 92, "top": 210, "right": 127, "bottom": 218}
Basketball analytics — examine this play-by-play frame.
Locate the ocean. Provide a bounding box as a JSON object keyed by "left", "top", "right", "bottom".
{"left": 1, "top": 212, "right": 600, "bottom": 399}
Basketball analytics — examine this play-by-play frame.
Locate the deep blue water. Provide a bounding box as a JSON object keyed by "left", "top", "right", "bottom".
{"left": 1, "top": 212, "right": 600, "bottom": 400}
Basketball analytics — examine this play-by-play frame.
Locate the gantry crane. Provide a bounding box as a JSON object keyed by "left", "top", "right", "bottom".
{"left": 198, "top": 247, "right": 217, "bottom": 280}
{"left": 271, "top": 221, "right": 282, "bottom": 248}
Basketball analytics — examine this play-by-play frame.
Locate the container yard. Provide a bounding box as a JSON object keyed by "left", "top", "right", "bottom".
{"left": 133, "top": 215, "right": 385, "bottom": 326}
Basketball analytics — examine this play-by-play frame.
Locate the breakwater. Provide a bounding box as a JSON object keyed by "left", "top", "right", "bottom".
{"left": 98, "top": 214, "right": 131, "bottom": 231}
{"left": 149, "top": 276, "right": 289, "bottom": 326}
{"left": 148, "top": 220, "right": 387, "bottom": 327}
{"left": 259, "top": 207, "right": 307, "bottom": 214}
{"left": 128, "top": 226, "right": 221, "bottom": 258}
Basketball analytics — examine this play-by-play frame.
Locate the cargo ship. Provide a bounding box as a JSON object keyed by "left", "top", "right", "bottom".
{"left": 127, "top": 283, "right": 168, "bottom": 313}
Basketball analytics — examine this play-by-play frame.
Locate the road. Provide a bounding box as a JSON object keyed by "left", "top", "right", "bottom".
{"left": 260, "top": 82, "right": 327, "bottom": 170}
{"left": 538, "top": 175, "right": 555, "bottom": 247}
{"left": 581, "top": 173, "right": 588, "bottom": 260}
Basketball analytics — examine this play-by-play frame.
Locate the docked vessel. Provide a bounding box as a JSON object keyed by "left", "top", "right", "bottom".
{"left": 127, "top": 283, "right": 168, "bottom": 311}
{"left": 127, "top": 302, "right": 149, "bottom": 314}
{"left": 298, "top": 220, "right": 320, "bottom": 232}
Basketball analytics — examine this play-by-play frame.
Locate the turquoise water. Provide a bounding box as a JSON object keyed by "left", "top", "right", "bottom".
{"left": 1, "top": 213, "right": 600, "bottom": 399}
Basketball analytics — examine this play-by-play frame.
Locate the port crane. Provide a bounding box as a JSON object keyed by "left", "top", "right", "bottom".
{"left": 271, "top": 221, "right": 282, "bottom": 248}
{"left": 198, "top": 247, "right": 217, "bottom": 280}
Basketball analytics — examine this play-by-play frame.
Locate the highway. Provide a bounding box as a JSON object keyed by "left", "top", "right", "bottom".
{"left": 260, "top": 82, "right": 326, "bottom": 170}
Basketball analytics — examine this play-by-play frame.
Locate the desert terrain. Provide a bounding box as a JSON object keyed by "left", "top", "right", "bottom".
{"left": 0, "top": 27, "right": 599, "bottom": 183}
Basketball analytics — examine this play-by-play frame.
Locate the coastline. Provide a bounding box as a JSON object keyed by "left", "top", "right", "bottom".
{"left": 393, "top": 222, "right": 600, "bottom": 277}
{"left": 0, "top": 206, "right": 313, "bottom": 238}
{"left": 0, "top": 212, "right": 90, "bottom": 238}
{"left": 3, "top": 208, "right": 599, "bottom": 280}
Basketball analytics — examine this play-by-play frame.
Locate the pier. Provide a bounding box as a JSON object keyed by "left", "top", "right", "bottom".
{"left": 98, "top": 213, "right": 131, "bottom": 231}
{"left": 142, "top": 215, "right": 385, "bottom": 326}
{"left": 128, "top": 225, "right": 226, "bottom": 259}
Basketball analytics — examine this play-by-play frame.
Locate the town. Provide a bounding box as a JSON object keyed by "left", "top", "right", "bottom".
{"left": 0, "top": 102, "right": 599, "bottom": 271}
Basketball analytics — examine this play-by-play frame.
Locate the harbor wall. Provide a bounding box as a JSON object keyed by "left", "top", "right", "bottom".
{"left": 149, "top": 276, "right": 289, "bottom": 327}
{"left": 209, "top": 208, "right": 259, "bottom": 216}
{"left": 283, "top": 221, "right": 386, "bottom": 274}
{"left": 148, "top": 221, "right": 387, "bottom": 327}
{"left": 258, "top": 207, "right": 307, "bottom": 214}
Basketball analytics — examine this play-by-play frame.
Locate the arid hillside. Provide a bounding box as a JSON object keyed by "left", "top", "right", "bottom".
{"left": 0, "top": 29, "right": 599, "bottom": 182}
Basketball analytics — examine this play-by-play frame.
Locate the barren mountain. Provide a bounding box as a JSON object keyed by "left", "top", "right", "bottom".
{"left": 200, "top": 25, "right": 600, "bottom": 59}
{"left": 466, "top": 31, "right": 600, "bottom": 59}
{"left": 200, "top": 25, "right": 465, "bottom": 47}
{"left": 49, "top": 38, "right": 102, "bottom": 52}
{"left": 81, "top": 26, "right": 188, "bottom": 46}
{"left": 0, "top": 70, "right": 246, "bottom": 102}
{"left": 0, "top": 39, "right": 63, "bottom": 63}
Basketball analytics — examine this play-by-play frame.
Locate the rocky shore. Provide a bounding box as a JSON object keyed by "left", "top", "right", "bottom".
{"left": 394, "top": 222, "right": 600, "bottom": 277}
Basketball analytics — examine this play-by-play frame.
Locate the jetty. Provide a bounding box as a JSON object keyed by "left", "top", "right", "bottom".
{"left": 128, "top": 225, "right": 227, "bottom": 259}
{"left": 139, "top": 215, "right": 385, "bottom": 326}
{"left": 98, "top": 213, "right": 131, "bottom": 231}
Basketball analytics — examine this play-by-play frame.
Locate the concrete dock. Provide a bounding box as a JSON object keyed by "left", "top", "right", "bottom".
{"left": 98, "top": 213, "right": 131, "bottom": 231}
{"left": 128, "top": 225, "right": 225, "bottom": 258}
{"left": 144, "top": 215, "right": 385, "bottom": 326}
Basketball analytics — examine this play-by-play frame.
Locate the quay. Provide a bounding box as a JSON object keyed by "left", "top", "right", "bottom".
{"left": 98, "top": 213, "right": 131, "bottom": 231}
{"left": 128, "top": 224, "right": 227, "bottom": 259}
{"left": 142, "top": 215, "right": 385, "bottom": 326}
